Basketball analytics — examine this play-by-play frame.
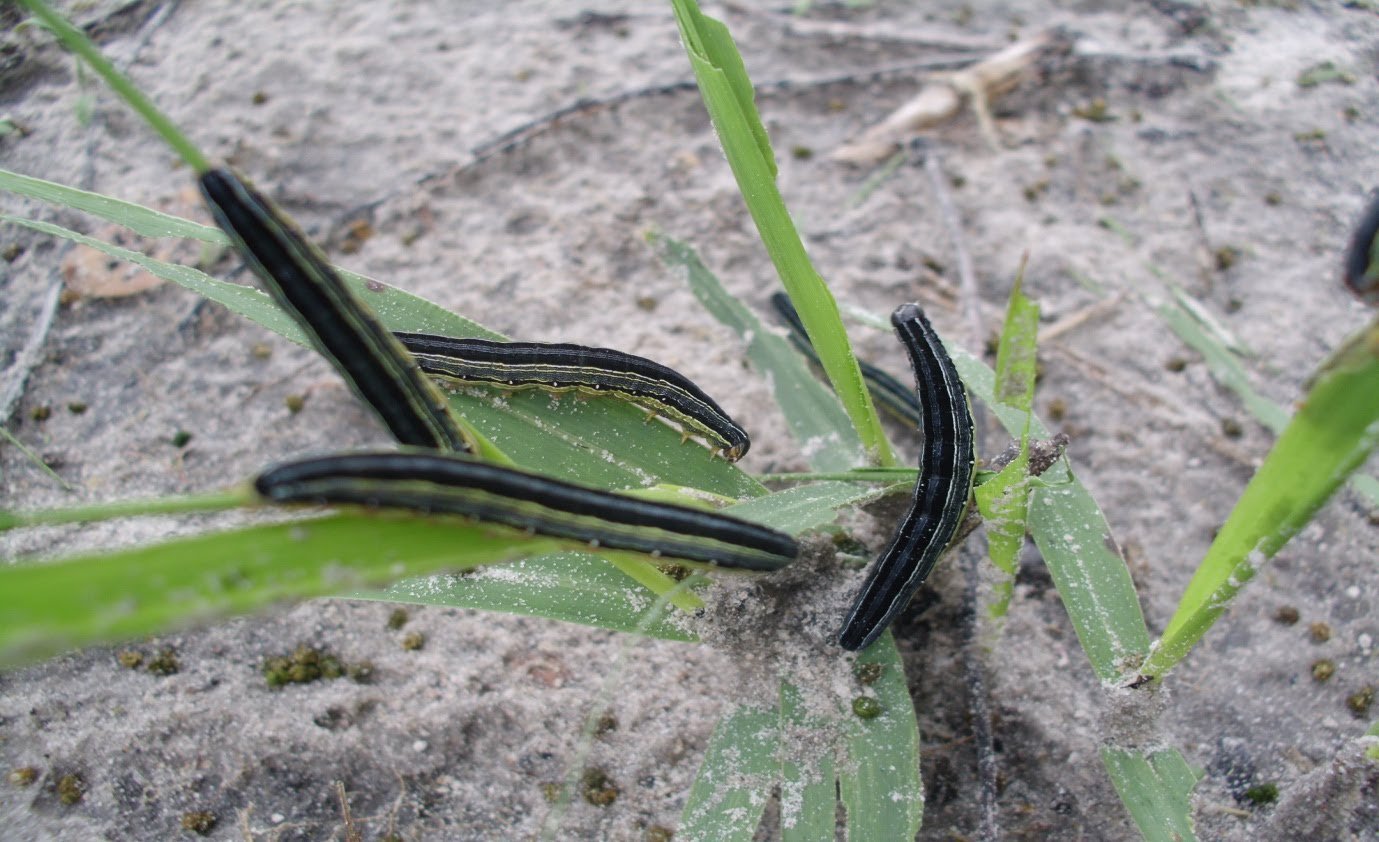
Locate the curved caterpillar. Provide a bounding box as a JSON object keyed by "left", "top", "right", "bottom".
{"left": 838, "top": 303, "right": 975, "bottom": 651}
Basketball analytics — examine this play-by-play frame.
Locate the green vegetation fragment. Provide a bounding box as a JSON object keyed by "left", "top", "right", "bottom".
{"left": 1146, "top": 320, "right": 1379, "bottom": 677}
{"left": 144, "top": 647, "right": 179, "bottom": 676}
{"left": 179, "top": 811, "right": 218, "bottom": 835}
{"left": 56, "top": 773, "right": 84, "bottom": 806}
{"left": 851, "top": 696, "right": 882, "bottom": 719}
{"left": 1102, "top": 747, "right": 1201, "bottom": 842}
{"left": 1029, "top": 479, "right": 1152, "bottom": 683}
{"left": 1297, "top": 61, "right": 1357, "bottom": 87}
{"left": 262, "top": 645, "right": 355, "bottom": 688}
{"left": 580, "top": 768, "right": 619, "bottom": 806}
{"left": 669, "top": 0, "right": 893, "bottom": 467}
{"left": 1348, "top": 686, "right": 1374, "bottom": 717}
{"left": 976, "top": 271, "right": 1040, "bottom": 616}
{"left": 1244, "top": 782, "right": 1279, "bottom": 805}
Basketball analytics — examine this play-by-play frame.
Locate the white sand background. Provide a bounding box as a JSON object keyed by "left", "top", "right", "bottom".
{"left": 2, "top": 1, "right": 1378, "bottom": 839}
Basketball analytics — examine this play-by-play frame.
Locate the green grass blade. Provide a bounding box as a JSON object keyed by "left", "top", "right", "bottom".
{"left": 1168, "top": 286, "right": 1251, "bottom": 356}
{"left": 838, "top": 632, "right": 923, "bottom": 840}
{"left": 726, "top": 480, "right": 901, "bottom": 535}
{"left": 4, "top": 213, "right": 309, "bottom": 339}
{"left": 0, "top": 513, "right": 572, "bottom": 668}
{"left": 668, "top": 0, "right": 892, "bottom": 466}
{"left": 1156, "top": 290, "right": 1289, "bottom": 433}
{"left": 976, "top": 271, "right": 1040, "bottom": 615}
{"left": 1157, "top": 288, "right": 1379, "bottom": 507}
{"left": 780, "top": 682, "right": 836, "bottom": 842}
{"left": 951, "top": 345, "right": 1053, "bottom": 440}
{"left": 1028, "top": 478, "right": 1152, "bottom": 682}
{"left": 361, "top": 552, "right": 701, "bottom": 642}
{"left": 0, "top": 491, "right": 242, "bottom": 533}
{"left": 975, "top": 447, "right": 1029, "bottom": 616}
{"left": 0, "top": 426, "right": 72, "bottom": 490}
{"left": 446, "top": 383, "right": 763, "bottom": 497}
{"left": 0, "top": 168, "right": 227, "bottom": 242}
{"left": 652, "top": 232, "right": 865, "bottom": 472}
{"left": 1145, "top": 321, "right": 1379, "bottom": 677}
{"left": 993, "top": 269, "right": 1039, "bottom": 414}
{"left": 679, "top": 705, "right": 779, "bottom": 842}
{"left": 600, "top": 551, "right": 706, "bottom": 613}
{"left": 669, "top": 0, "right": 774, "bottom": 180}
{"left": 1, "top": 213, "right": 760, "bottom": 497}
{"left": 1101, "top": 746, "right": 1201, "bottom": 842}
{"left": 16, "top": 0, "right": 209, "bottom": 172}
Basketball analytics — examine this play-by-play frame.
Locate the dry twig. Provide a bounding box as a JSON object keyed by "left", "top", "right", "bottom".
{"left": 832, "top": 30, "right": 1068, "bottom": 163}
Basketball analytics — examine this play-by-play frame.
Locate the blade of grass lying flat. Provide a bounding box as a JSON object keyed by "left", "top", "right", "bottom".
{"left": 668, "top": 0, "right": 893, "bottom": 466}
{"left": 1, "top": 214, "right": 760, "bottom": 498}
{"left": 1101, "top": 746, "right": 1201, "bottom": 842}
{"left": 0, "top": 513, "right": 571, "bottom": 669}
{"left": 5, "top": 212, "right": 312, "bottom": 337}
{"left": 726, "top": 480, "right": 901, "bottom": 536}
{"left": 651, "top": 232, "right": 864, "bottom": 472}
{"left": 1157, "top": 289, "right": 1379, "bottom": 508}
{"left": 361, "top": 551, "right": 700, "bottom": 643}
{"left": 1169, "top": 286, "right": 1251, "bottom": 356}
{"left": 0, "top": 168, "right": 228, "bottom": 242}
{"left": 679, "top": 705, "right": 779, "bottom": 842}
{"left": 1156, "top": 291, "right": 1288, "bottom": 433}
{"left": 445, "top": 384, "right": 763, "bottom": 498}
{"left": 1028, "top": 479, "right": 1152, "bottom": 683}
{"left": 779, "top": 682, "right": 836, "bottom": 842}
{"left": 838, "top": 631, "right": 923, "bottom": 841}
{"left": 1145, "top": 320, "right": 1379, "bottom": 677}
{"left": 0, "top": 491, "right": 242, "bottom": 533}
{"left": 0, "top": 426, "right": 72, "bottom": 490}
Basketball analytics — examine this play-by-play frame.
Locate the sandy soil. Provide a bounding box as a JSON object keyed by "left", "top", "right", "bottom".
{"left": 2, "top": 1, "right": 1378, "bottom": 839}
